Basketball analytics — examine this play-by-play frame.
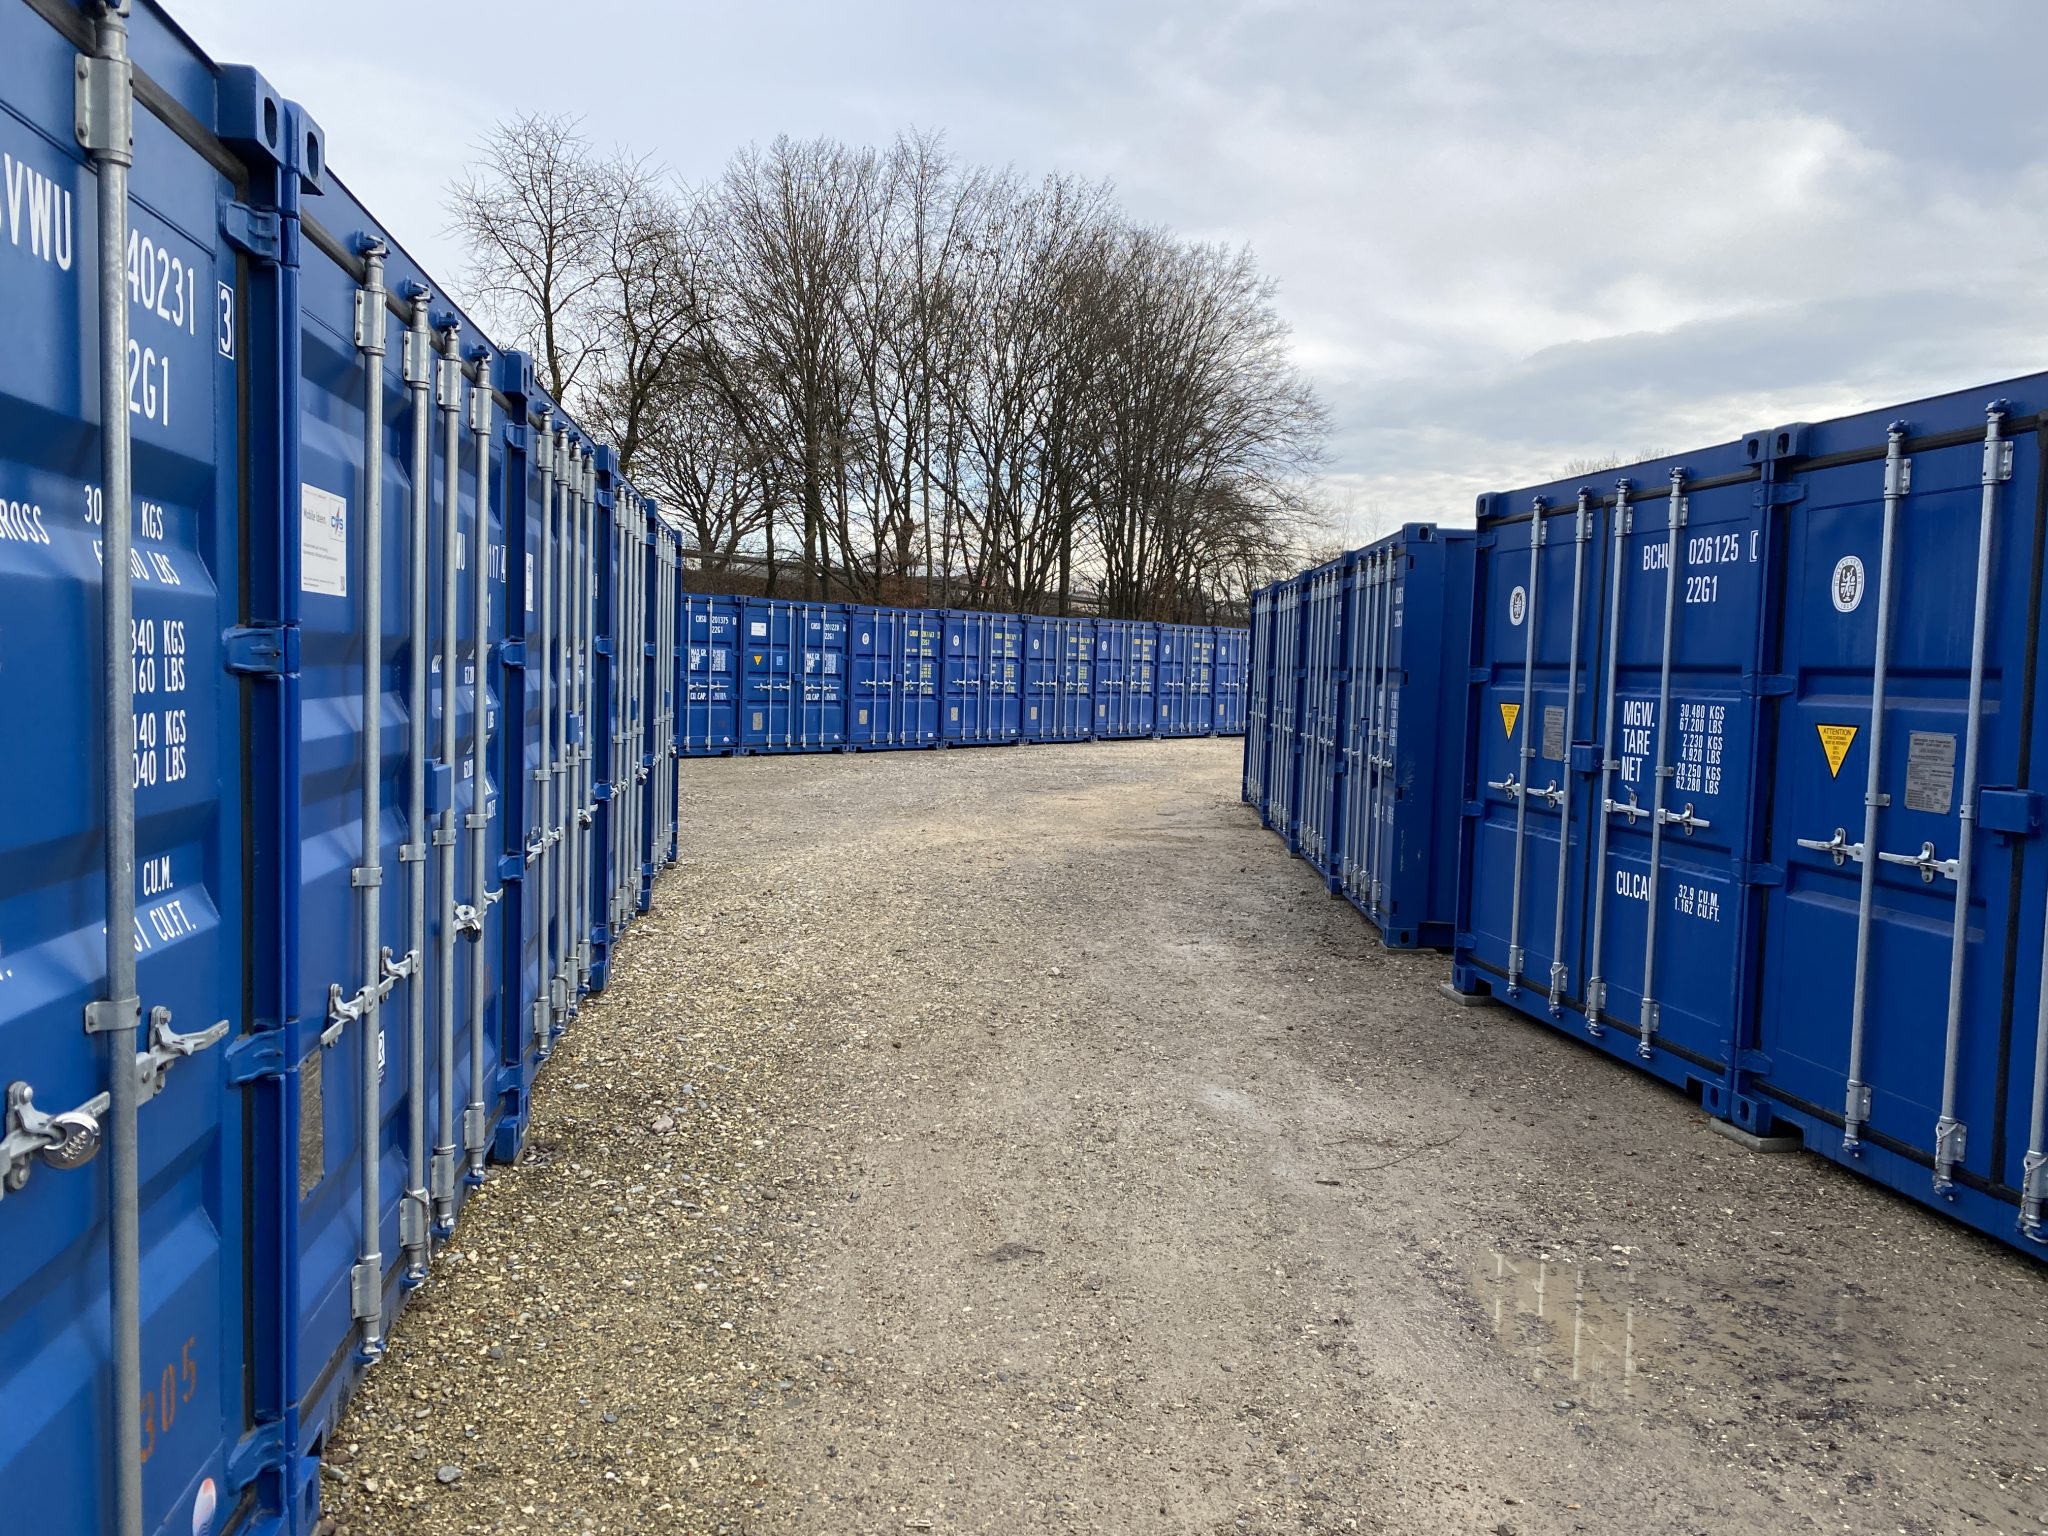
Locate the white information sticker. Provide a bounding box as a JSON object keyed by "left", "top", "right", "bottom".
{"left": 1831, "top": 554, "right": 1864, "bottom": 613}
{"left": 300, "top": 484, "right": 347, "bottom": 596}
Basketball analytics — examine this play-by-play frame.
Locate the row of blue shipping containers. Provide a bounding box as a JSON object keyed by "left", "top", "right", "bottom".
{"left": 1, "top": 6, "right": 685, "bottom": 1533}
{"left": 1247, "top": 377, "right": 2048, "bottom": 1265}
{"left": 681, "top": 596, "right": 1248, "bottom": 753}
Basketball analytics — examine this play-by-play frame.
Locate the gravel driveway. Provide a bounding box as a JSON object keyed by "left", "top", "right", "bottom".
{"left": 324, "top": 737, "right": 2048, "bottom": 1536}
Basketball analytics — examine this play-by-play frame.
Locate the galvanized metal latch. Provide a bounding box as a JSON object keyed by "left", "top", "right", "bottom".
{"left": 1877, "top": 840, "right": 1958, "bottom": 884}
{"left": 1532, "top": 781, "right": 1565, "bottom": 809}
{"left": 1796, "top": 827, "right": 1862, "bottom": 867}
{"left": 1, "top": 1081, "right": 112, "bottom": 1200}
{"left": 453, "top": 903, "right": 484, "bottom": 939}
{"left": 1655, "top": 802, "right": 1710, "bottom": 836}
{"left": 323, "top": 946, "right": 412, "bottom": 1045}
{"left": 1603, "top": 789, "right": 1646, "bottom": 825}
{"left": 136, "top": 1006, "right": 230, "bottom": 1106}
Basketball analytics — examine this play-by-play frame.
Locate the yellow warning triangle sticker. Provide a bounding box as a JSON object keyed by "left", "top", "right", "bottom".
{"left": 1500, "top": 702, "right": 1520, "bottom": 738}
{"left": 1817, "top": 723, "right": 1857, "bottom": 777}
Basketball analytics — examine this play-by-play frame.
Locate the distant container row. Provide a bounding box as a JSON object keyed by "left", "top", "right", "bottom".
{"left": 1246, "top": 372, "right": 2048, "bottom": 1264}
{"left": 681, "top": 595, "right": 1248, "bottom": 753}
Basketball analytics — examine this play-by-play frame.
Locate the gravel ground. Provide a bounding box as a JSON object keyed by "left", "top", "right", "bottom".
{"left": 323, "top": 737, "right": 2048, "bottom": 1536}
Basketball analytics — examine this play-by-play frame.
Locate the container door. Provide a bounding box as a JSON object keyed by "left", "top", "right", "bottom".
{"left": 1578, "top": 471, "right": 1759, "bottom": 1080}
{"left": 681, "top": 595, "right": 733, "bottom": 753}
{"left": 941, "top": 613, "right": 970, "bottom": 741}
{"left": 0, "top": 13, "right": 250, "bottom": 1531}
{"left": 806, "top": 603, "right": 846, "bottom": 747}
{"left": 291, "top": 223, "right": 414, "bottom": 1423}
{"left": 997, "top": 617, "right": 1021, "bottom": 738}
{"left": 498, "top": 403, "right": 549, "bottom": 1157}
{"left": 1156, "top": 626, "right": 1183, "bottom": 733}
{"left": 1758, "top": 407, "right": 2042, "bottom": 1211}
{"left": 1066, "top": 621, "right": 1092, "bottom": 740}
{"left": 1465, "top": 504, "right": 1600, "bottom": 1000}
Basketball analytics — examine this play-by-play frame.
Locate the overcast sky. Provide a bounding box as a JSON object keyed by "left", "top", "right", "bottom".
{"left": 174, "top": 0, "right": 2048, "bottom": 546}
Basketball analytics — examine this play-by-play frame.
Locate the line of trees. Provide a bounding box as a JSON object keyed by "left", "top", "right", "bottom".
{"left": 450, "top": 120, "right": 1326, "bottom": 621}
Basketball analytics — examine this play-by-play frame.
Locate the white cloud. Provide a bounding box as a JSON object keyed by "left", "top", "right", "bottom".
{"left": 168, "top": 0, "right": 2048, "bottom": 546}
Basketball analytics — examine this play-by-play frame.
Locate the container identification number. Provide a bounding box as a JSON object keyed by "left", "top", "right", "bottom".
{"left": 137, "top": 1334, "right": 199, "bottom": 1465}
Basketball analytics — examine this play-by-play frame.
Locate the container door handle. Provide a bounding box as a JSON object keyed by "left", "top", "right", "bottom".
{"left": 1795, "top": 827, "right": 1863, "bottom": 866}
{"left": 1877, "top": 840, "right": 1959, "bottom": 884}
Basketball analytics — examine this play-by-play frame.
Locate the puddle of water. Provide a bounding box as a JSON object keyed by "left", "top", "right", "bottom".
{"left": 1470, "top": 1250, "right": 1658, "bottom": 1404}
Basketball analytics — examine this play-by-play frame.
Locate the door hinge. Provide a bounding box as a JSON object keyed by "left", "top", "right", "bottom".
{"left": 226, "top": 1418, "right": 289, "bottom": 1492}
{"left": 220, "top": 202, "right": 286, "bottom": 263}
{"left": 224, "top": 1030, "right": 288, "bottom": 1085}
{"left": 225, "top": 623, "right": 300, "bottom": 677}
{"left": 74, "top": 51, "right": 132, "bottom": 157}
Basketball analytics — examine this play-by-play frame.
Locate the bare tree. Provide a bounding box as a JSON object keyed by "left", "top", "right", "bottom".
{"left": 449, "top": 125, "right": 1328, "bottom": 620}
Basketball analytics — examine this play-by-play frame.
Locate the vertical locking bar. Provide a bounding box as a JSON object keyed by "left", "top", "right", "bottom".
{"left": 1350, "top": 557, "right": 1380, "bottom": 900}
{"left": 1548, "top": 491, "right": 1593, "bottom": 1015}
{"left": 568, "top": 450, "right": 586, "bottom": 991}
{"left": 1635, "top": 472, "right": 1687, "bottom": 1059}
{"left": 351, "top": 241, "right": 390, "bottom": 1357}
{"left": 399, "top": 293, "right": 433, "bottom": 1278}
{"left": 1933, "top": 402, "right": 2009, "bottom": 1193}
{"left": 431, "top": 327, "right": 463, "bottom": 1229}
{"left": 1506, "top": 503, "right": 1547, "bottom": 989}
{"left": 529, "top": 420, "right": 552, "bottom": 1047}
{"left": 1370, "top": 551, "right": 1398, "bottom": 914}
{"left": 1586, "top": 481, "right": 1632, "bottom": 1034}
{"left": 1843, "top": 424, "right": 1909, "bottom": 1150}
{"left": 465, "top": 372, "right": 494, "bottom": 1176}
{"left": 79, "top": 6, "right": 147, "bottom": 1526}
{"left": 552, "top": 438, "right": 573, "bottom": 1025}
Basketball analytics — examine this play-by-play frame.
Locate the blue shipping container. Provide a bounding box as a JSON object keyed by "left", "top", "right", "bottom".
{"left": 0, "top": 6, "right": 690, "bottom": 1531}
{"left": 940, "top": 609, "right": 1024, "bottom": 744}
{"left": 736, "top": 597, "right": 848, "bottom": 752}
{"left": 1093, "top": 619, "right": 1159, "bottom": 739}
{"left": 1155, "top": 622, "right": 1217, "bottom": 737}
{"left": 686, "top": 595, "right": 1246, "bottom": 756}
{"left": 1333, "top": 527, "right": 1474, "bottom": 949}
{"left": 1244, "top": 528, "right": 1473, "bottom": 949}
{"left": 1452, "top": 378, "right": 2048, "bottom": 1259}
{"left": 1022, "top": 615, "right": 1095, "bottom": 742}
{"left": 681, "top": 593, "right": 740, "bottom": 754}
{"left": 1213, "top": 624, "right": 1248, "bottom": 737}
{"left": 845, "top": 602, "right": 942, "bottom": 748}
